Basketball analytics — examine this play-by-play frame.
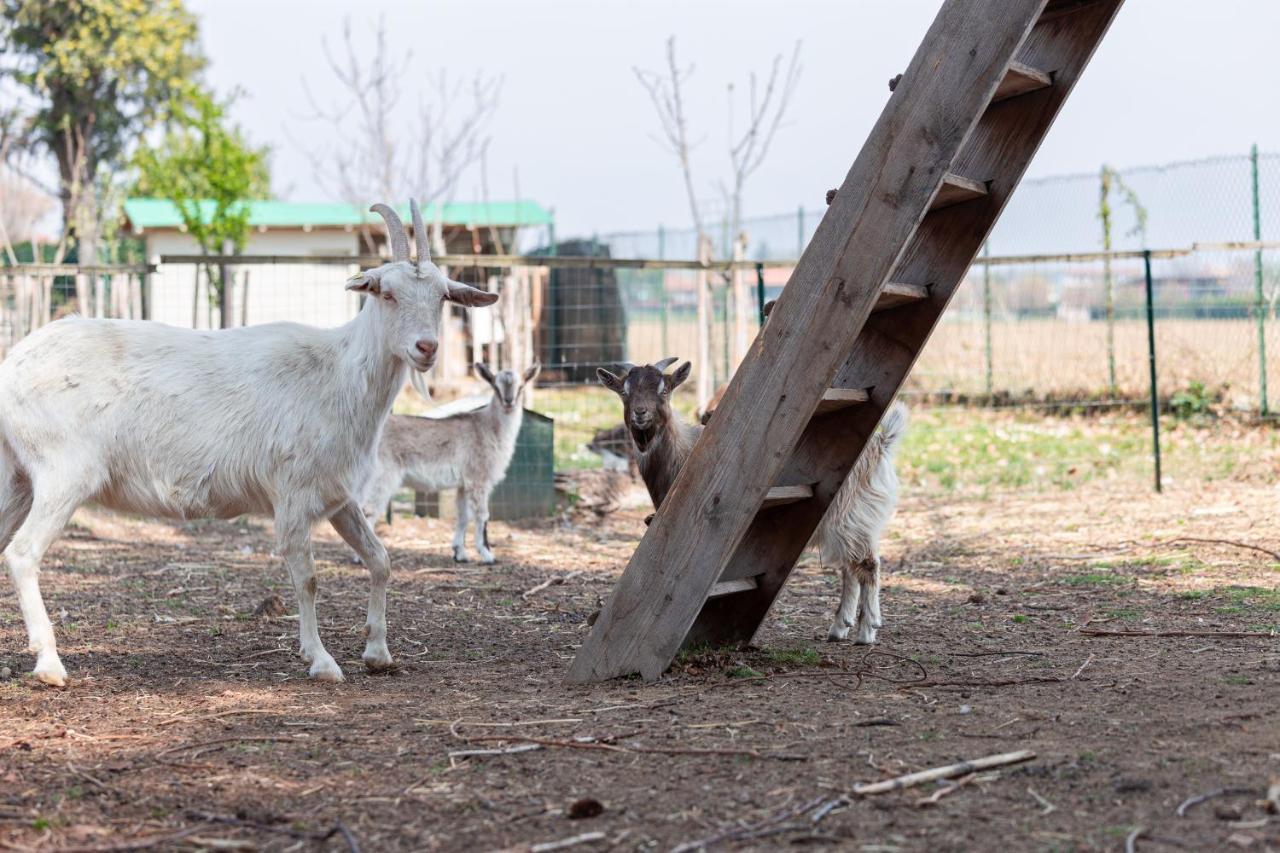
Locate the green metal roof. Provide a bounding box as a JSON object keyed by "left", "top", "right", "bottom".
{"left": 123, "top": 198, "right": 552, "bottom": 230}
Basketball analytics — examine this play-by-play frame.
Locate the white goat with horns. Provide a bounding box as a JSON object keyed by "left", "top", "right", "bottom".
{"left": 0, "top": 199, "right": 498, "bottom": 685}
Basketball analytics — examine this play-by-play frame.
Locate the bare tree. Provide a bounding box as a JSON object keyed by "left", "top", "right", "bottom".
{"left": 634, "top": 38, "right": 707, "bottom": 244}
{"left": 635, "top": 36, "right": 802, "bottom": 256}
{"left": 297, "top": 17, "right": 503, "bottom": 253}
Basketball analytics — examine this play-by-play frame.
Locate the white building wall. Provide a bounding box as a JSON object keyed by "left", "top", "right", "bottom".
{"left": 144, "top": 229, "right": 364, "bottom": 330}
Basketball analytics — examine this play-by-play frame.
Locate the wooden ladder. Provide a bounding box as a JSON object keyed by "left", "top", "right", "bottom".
{"left": 568, "top": 0, "right": 1126, "bottom": 683}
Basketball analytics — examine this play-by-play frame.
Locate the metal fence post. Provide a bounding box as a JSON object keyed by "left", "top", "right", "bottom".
{"left": 756, "top": 262, "right": 766, "bottom": 325}
{"left": 1251, "top": 143, "right": 1269, "bottom": 415}
{"left": 982, "top": 241, "right": 993, "bottom": 399}
{"left": 1143, "top": 249, "right": 1162, "bottom": 493}
{"left": 658, "top": 224, "right": 669, "bottom": 359}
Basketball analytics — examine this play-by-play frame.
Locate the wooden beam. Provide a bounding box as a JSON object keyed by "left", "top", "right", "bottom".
{"left": 932, "top": 173, "right": 989, "bottom": 210}
{"left": 993, "top": 61, "right": 1053, "bottom": 102}
{"left": 761, "top": 485, "right": 813, "bottom": 509}
{"left": 815, "top": 388, "right": 870, "bottom": 415}
{"left": 708, "top": 577, "right": 759, "bottom": 598}
{"left": 875, "top": 282, "right": 930, "bottom": 312}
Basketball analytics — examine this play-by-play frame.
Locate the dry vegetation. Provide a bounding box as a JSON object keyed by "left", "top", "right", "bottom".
{"left": 1, "top": 409, "right": 1278, "bottom": 851}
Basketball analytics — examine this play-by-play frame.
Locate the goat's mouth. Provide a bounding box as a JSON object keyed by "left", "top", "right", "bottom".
{"left": 408, "top": 353, "right": 436, "bottom": 372}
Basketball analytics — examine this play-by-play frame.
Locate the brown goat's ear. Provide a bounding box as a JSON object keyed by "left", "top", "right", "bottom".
{"left": 667, "top": 361, "right": 692, "bottom": 390}
{"left": 597, "top": 367, "right": 625, "bottom": 395}
{"left": 445, "top": 280, "right": 499, "bottom": 307}
{"left": 521, "top": 361, "right": 541, "bottom": 386}
{"left": 474, "top": 363, "right": 497, "bottom": 387}
{"left": 346, "top": 269, "right": 382, "bottom": 294}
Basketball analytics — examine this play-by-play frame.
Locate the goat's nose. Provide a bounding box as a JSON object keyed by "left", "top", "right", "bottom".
{"left": 415, "top": 339, "right": 438, "bottom": 360}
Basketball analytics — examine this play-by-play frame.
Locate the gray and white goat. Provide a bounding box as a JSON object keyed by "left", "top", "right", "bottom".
{"left": 598, "top": 358, "right": 906, "bottom": 644}
{"left": 361, "top": 363, "right": 539, "bottom": 564}
{"left": 0, "top": 199, "right": 498, "bottom": 685}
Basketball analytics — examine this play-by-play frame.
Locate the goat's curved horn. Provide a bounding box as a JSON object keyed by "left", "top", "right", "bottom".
{"left": 410, "top": 197, "right": 431, "bottom": 269}
{"left": 370, "top": 202, "right": 410, "bottom": 262}
{"left": 653, "top": 357, "right": 679, "bottom": 372}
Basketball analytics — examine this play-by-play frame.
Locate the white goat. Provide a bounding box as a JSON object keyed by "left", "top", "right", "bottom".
{"left": 598, "top": 358, "right": 907, "bottom": 644}
{"left": 361, "top": 362, "right": 539, "bottom": 564}
{"left": 0, "top": 200, "right": 498, "bottom": 685}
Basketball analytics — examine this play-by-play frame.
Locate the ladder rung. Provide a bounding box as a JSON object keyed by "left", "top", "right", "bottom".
{"left": 875, "top": 281, "right": 929, "bottom": 312}
{"left": 931, "top": 172, "right": 988, "bottom": 210}
{"left": 761, "top": 485, "right": 813, "bottom": 509}
{"left": 993, "top": 61, "right": 1052, "bottom": 103}
{"left": 708, "top": 577, "right": 759, "bottom": 598}
{"left": 815, "top": 387, "right": 870, "bottom": 415}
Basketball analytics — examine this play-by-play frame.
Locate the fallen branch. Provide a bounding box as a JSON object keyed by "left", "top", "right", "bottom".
{"left": 531, "top": 832, "right": 606, "bottom": 852}
{"left": 1027, "top": 786, "right": 1056, "bottom": 815}
{"left": 449, "top": 720, "right": 804, "bottom": 762}
{"left": 907, "top": 677, "right": 1065, "bottom": 689}
{"left": 155, "top": 735, "right": 296, "bottom": 760}
{"left": 1164, "top": 537, "right": 1280, "bottom": 562}
{"left": 1125, "top": 826, "right": 1144, "bottom": 853}
{"left": 521, "top": 571, "right": 582, "bottom": 600}
{"left": 1081, "top": 628, "right": 1276, "bottom": 639}
{"left": 1072, "top": 654, "right": 1095, "bottom": 680}
{"left": 448, "top": 743, "right": 543, "bottom": 764}
{"left": 853, "top": 749, "right": 1035, "bottom": 796}
{"left": 184, "top": 811, "right": 360, "bottom": 853}
{"left": 1175, "top": 786, "right": 1256, "bottom": 817}
{"left": 54, "top": 827, "right": 207, "bottom": 852}
{"left": 916, "top": 773, "right": 977, "bottom": 806}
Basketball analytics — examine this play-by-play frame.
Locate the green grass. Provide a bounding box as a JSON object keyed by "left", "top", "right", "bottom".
{"left": 760, "top": 646, "right": 821, "bottom": 667}
{"left": 1063, "top": 572, "right": 1131, "bottom": 588}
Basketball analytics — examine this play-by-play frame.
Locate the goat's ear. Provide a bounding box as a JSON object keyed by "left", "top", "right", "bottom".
{"left": 521, "top": 361, "right": 541, "bottom": 386}
{"left": 474, "top": 363, "right": 497, "bottom": 387}
{"left": 596, "top": 367, "right": 625, "bottom": 395}
{"left": 445, "top": 280, "right": 499, "bottom": 307}
{"left": 667, "top": 361, "right": 692, "bottom": 390}
{"left": 346, "top": 269, "right": 382, "bottom": 294}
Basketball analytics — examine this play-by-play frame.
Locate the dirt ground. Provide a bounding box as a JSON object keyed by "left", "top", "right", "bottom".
{"left": 1, "top": 473, "right": 1278, "bottom": 851}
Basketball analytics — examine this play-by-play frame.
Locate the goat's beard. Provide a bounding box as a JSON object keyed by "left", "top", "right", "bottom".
{"left": 629, "top": 423, "right": 656, "bottom": 452}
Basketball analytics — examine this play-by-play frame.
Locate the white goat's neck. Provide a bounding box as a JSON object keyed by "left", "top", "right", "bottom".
{"left": 334, "top": 298, "right": 407, "bottom": 436}
{"left": 635, "top": 407, "right": 699, "bottom": 510}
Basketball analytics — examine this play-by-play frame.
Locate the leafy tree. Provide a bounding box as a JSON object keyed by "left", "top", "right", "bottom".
{"left": 0, "top": 0, "right": 205, "bottom": 268}
{"left": 133, "top": 91, "right": 270, "bottom": 328}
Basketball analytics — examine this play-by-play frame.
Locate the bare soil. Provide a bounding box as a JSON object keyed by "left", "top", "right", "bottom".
{"left": 1, "top": 477, "right": 1278, "bottom": 851}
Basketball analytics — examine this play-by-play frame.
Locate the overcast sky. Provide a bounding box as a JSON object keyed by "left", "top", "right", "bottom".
{"left": 189, "top": 0, "right": 1280, "bottom": 236}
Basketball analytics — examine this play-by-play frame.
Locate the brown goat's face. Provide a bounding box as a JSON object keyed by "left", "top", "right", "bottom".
{"left": 597, "top": 360, "right": 691, "bottom": 451}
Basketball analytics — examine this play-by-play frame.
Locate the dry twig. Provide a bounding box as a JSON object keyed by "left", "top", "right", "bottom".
{"left": 1072, "top": 654, "right": 1096, "bottom": 680}
{"left": 915, "top": 773, "right": 977, "bottom": 806}
{"left": 1175, "top": 786, "right": 1255, "bottom": 817}
{"left": 1081, "top": 628, "right": 1275, "bottom": 639}
{"left": 853, "top": 750, "right": 1035, "bottom": 796}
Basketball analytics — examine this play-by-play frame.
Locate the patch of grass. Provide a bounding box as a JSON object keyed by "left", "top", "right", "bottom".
{"left": 1103, "top": 608, "right": 1141, "bottom": 622}
{"left": 1011, "top": 614, "right": 1028, "bottom": 624}
{"left": 1222, "top": 586, "right": 1280, "bottom": 612}
{"left": 1223, "top": 674, "right": 1251, "bottom": 686}
{"left": 727, "top": 664, "right": 764, "bottom": 679}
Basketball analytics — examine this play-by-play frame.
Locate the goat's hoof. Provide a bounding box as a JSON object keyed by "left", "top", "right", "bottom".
{"left": 853, "top": 629, "right": 878, "bottom": 646}
{"left": 309, "top": 656, "right": 345, "bottom": 682}
{"left": 452, "top": 552, "right": 470, "bottom": 564}
{"left": 350, "top": 554, "right": 363, "bottom": 565}
{"left": 31, "top": 657, "right": 68, "bottom": 688}
{"left": 826, "top": 626, "right": 850, "bottom": 642}
{"left": 362, "top": 648, "right": 394, "bottom": 672}
{"left": 478, "top": 554, "right": 496, "bottom": 565}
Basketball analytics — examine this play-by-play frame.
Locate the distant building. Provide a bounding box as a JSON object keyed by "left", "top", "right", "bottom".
{"left": 122, "top": 198, "right": 552, "bottom": 329}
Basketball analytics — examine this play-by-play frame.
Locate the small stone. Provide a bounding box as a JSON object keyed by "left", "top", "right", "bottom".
{"left": 0, "top": 666, "right": 11, "bottom": 680}
{"left": 967, "top": 592, "right": 986, "bottom": 604}
{"left": 567, "top": 797, "right": 604, "bottom": 820}
{"left": 1214, "top": 803, "right": 1245, "bottom": 821}
{"left": 995, "top": 587, "right": 1009, "bottom": 595}
{"left": 958, "top": 705, "right": 972, "bottom": 715}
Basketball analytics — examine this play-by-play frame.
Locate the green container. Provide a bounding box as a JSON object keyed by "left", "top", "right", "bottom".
{"left": 489, "top": 409, "right": 555, "bottom": 520}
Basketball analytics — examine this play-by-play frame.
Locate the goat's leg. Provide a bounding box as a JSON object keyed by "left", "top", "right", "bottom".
{"left": 275, "top": 508, "right": 342, "bottom": 682}
{"left": 451, "top": 486, "right": 470, "bottom": 563}
{"left": 6, "top": 477, "right": 86, "bottom": 686}
{"left": 329, "top": 500, "right": 393, "bottom": 671}
{"left": 468, "top": 486, "right": 495, "bottom": 565}
{"left": 854, "top": 556, "right": 882, "bottom": 645}
{"left": 826, "top": 561, "right": 862, "bottom": 642}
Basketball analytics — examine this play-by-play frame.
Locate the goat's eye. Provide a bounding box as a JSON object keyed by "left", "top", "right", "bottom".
{"left": 381, "top": 292, "right": 396, "bottom": 304}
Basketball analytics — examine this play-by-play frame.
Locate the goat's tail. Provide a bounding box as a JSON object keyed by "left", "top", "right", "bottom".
{"left": 877, "top": 401, "right": 909, "bottom": 456}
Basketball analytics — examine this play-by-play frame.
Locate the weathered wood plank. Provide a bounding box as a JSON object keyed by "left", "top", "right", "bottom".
{"left": 708, "top": 577, "right": 759, "bottom": 599}
{"left": 993, "top": 60, "right": 1053, "bottom": 102}
{"left": 875, "top": 282, "right": 930, "bottom": 312}
{"left": 815, "top": 387, "right": 870, "bottom": 415}
{"left": 932, "top": 173, "right": 989, "bottom": 210}
{"left": 761, "top": 485, "right": 814, "bottom": 509}
{"left": 566, "top": 0, "right": 1051, "bottom": 685}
